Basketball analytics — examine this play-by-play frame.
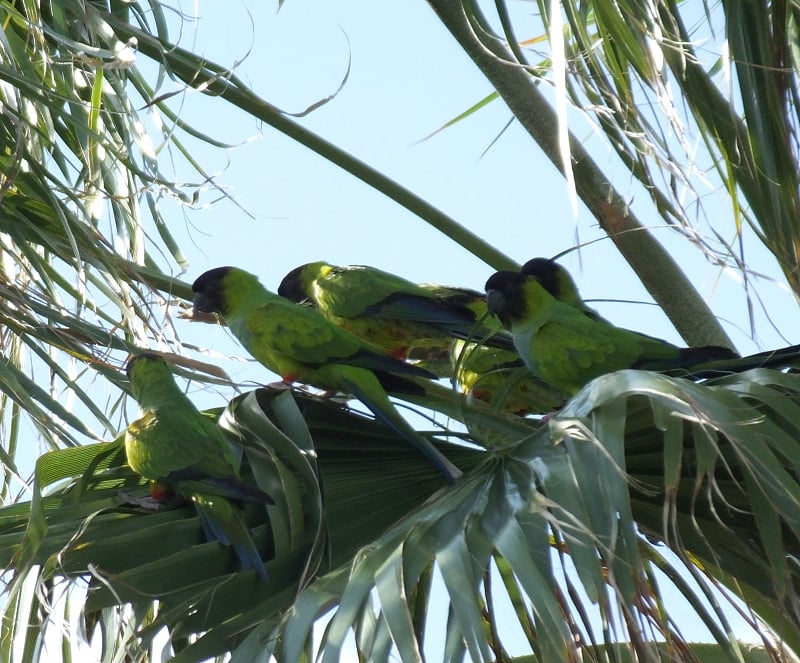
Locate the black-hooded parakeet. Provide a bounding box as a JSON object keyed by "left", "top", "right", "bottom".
{"left": 192, "top": 266, "right": 463, "bottom": 484}
{"left": 483, "top": 267, "right": 769, "bottom": 395}
{"left": 124, "top": 353, "right": 272, "bottom": 580}
{"left": 277, "top": 261, "right": 513, "bottom": 368}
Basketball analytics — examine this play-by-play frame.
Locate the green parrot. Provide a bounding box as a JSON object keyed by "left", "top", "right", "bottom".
{"left": 124, "top": 353, "right": 272, "bottom": 580}
{"left": 482, "top": 267, "right": 800, "bottom": 396}
{"left": 449, "top": 339, "right": 568, "bottom": 415}
{"left": 277, "top": 261, "right": 514, "bottom": 368}
{"left": 447, "top": 257, "right": 596, "bottom": 413}
{"left": 192, "top": 266, "right": 463, "bottom": 484}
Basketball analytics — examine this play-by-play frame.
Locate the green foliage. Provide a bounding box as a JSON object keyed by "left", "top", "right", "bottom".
{"left": 0, "top": 0, "right": 199, "bottom": 460}
{"left": 1, "top": 0, "right": 800, "bottom": 661}
{"left": 0, "top": 388, "right": 483, "bottom": 661}
{"left": 429, "top": 0, "right": 800, "bottom": 344}
{"left": 2, "top": 374, "right": 800, "bottom": 661}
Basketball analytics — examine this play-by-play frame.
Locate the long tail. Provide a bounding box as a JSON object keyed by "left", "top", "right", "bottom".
{"left": 339, "top": 373, "right": 464, "bottom": 484}
{"left": 447, "top": 327, "right": 517, "bottom": 352}
{"left": 665, "top": 343, "right": 800, "bottom": 379}
{"left": 191, "top": 493, "right": 269, "bottom": 581}
{"left": 385, "top": 373, "right": 540, "bottom": 440}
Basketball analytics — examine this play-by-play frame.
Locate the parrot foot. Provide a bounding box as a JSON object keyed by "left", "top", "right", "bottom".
{"left": 265, "top": 380, "right": 293, "bottom": 390}
{"left": 117, "top": 490, "right": 183, "bottom": 511}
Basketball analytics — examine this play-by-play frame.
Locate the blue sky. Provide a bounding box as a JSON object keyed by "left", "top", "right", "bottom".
{"left": 160, "top": 0, "right": 800, "bottom": 360}
{"left": 122, "top": 0, "right": 799, "bottom": 653}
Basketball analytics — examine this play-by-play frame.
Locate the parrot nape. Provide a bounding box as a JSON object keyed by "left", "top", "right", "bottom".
{"left": 520, "top": 257, "right": 607, "bottom": 321}
{"left": 482, "top": 267, "right": 800, "bottom": 396}
{"left": 124, "top": 353, "right": 272, "bottom": 580}
{"left": 192, "top": 266, "right": 463, "bottom": 484}
{"left": 277, "top": 261, "right": 514, "bottom": 368}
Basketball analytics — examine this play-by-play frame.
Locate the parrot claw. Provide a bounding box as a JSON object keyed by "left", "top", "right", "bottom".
{"left": 265, "top": 380, "right": 293, "bottom": 390}
{"left": 117, "top": 490, "right": 183, "bottom": 511}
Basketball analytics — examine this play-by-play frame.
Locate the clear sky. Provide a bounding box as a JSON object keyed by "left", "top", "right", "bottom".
{"left": 114, "top": 0, "right": 800, "bottom": 654}
{"left": 161, "top": 0, "right": 800, "bottom": 359}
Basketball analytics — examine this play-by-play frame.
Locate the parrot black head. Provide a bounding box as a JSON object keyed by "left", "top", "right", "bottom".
{"left": 192, "top": 267, "right": 234, "bottom": 316}
{"left": 484, "top": 270, "right": 528, "bottom": 327}
{"left": 277, "top": 263, "right": 313, "bottom": 303}
{"left": 521, "top": 258, "right": 562, "bottom": 296}
{"left": 521, "top": 257, "right": 582, "bottom": 307}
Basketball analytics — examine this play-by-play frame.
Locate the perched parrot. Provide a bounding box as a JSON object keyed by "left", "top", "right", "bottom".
{"left": 124, "top": 353, "right": 272, "bottom": 580}
{"left": 448, "top": 257, "right": 594, "bottom": 413}
{"left": 449, "top": 339, "right": 568, "bottom": 415}
{"left": 277, "top": 261, "right": 514, "bottom": 368}
{"left": 192, "top": 266, "right": 464, "bottom": 484}
{"left": 483, "top": 267, "right": 800, "bottom": 396}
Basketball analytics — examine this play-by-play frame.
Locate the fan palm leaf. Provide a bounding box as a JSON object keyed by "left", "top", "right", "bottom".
{"left": 0, "top": 371, "right": 798, "bottom": 661}
{"left": 0, "top": 0, "right": 799, "bottom": 661}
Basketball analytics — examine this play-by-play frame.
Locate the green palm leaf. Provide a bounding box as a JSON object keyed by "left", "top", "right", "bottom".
{"left": 0, "top": 0, "right": 799, "bottom": 661}
{"left": 1, "top": 371, "right": 798, "bottom": 661}
{"left": 0, "top": 387, "right": 484, "bottom": 660}
{"left": 255, "top": 369, "right": 800, "bottom": 662}
{"left": 0, "top": 0, "right": 207, "bottom": 462}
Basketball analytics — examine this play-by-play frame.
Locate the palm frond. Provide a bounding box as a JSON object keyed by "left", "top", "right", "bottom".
{"left": 0, "top": 2, "right": 799, "bottom": 662}
{"left": 2, "top": 371, "right": 799, "bottom": 661}
{"left": 427, "top": 0, "right": 800, "bottom": 343}
{"left": 253, "top": 370, "right": 800, "bottom": 662}
{"left": 0, "top": 0, "right": 211, "bottom": 458}
{"left": 0, "top": 387, "right": 484, "bottom": 661}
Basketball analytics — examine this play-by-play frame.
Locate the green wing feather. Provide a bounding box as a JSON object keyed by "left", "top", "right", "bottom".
{"left": 278, "top": 261, "right": 513, "bottom": 364}
{"left": 233, "top": 297, "right": 437, "bottom": 381}
{"left": 309, "top": 263, "right": 422, "bottom": 319}
{"left": 125, "top": 407, "right": 238, "bottom": 483}
{"left": 281, "top": 262, "right": 477, "bottom": 323}
{"left": 193, "top": 267, "right": 463, "bottom": 484}
{"left": 517, "top": 297, "right": 681, "bottom": 394}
